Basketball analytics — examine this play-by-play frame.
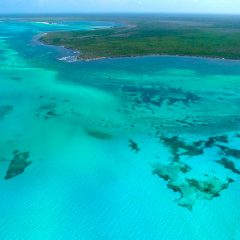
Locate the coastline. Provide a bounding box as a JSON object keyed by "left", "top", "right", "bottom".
{"left": 38, "top": 16, "right": 240, "bottom": 63}
{"left": 39, "top": 35, "right": 240, "bottom": 63}
{"left": 77, "top": 53, "right": 240, "bottom": 62}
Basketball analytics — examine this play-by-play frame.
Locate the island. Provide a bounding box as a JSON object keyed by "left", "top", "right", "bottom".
{"left": 40, "top": 14, "right": 240, "bottom": 60}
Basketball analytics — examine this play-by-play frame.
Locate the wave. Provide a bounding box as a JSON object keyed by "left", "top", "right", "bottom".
{"left": 58, "top": 55, "right": 78, "bottom": 63}
{"left": 34, "top": 21, "right": 68, "bottom": 27}
{"left": 35, "top": 21, "right": 51, "bottom": 25}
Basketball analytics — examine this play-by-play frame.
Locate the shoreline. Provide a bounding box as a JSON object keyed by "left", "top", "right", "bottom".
{"left": 39, "top": 34, "right": 240, "bottom": 63}
{"left": 77, "top": 53, "right": 240, "bottom": 62}
{"left": 34, "top": 15, "right": 240, "bottom": 64}
{"left": 39, "top": 37, "right": 240, "bottom": 63}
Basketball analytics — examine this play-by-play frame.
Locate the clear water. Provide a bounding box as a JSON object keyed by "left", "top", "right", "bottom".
{"left": 1, "top": 17, "right": 240, "bottom": 240}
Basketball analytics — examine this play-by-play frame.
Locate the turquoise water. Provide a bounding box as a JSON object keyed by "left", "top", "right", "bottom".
{"left": 1, "top": 17, "right": 240, "bottom": 239}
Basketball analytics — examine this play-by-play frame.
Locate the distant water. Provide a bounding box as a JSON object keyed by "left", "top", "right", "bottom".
{"left": 1, "top": 18, "right": 240, "bottom": 240}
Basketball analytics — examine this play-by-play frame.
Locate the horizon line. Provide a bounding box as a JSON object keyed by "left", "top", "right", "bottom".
{"left": 1, "top": 12, "right": 240, "bottom": 16}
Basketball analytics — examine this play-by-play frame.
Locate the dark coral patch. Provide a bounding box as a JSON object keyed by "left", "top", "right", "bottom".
{"left": 37, "top": 103, "right": 60, "bottom": 119}
{"left": 46, "top": 109, "right": 59, "bottom": 117}
{"left": 161, "top": 135, "right": 204, "bottom": 161}
{"left": 187, "top": 178, "right": 233, "bottom": 198}
{"left": 161, "top": 134, "right": 231, "bottom": 161}
{"left": 39, "top": 103, "right": 56, "bottom": 111}
{"left": 0, "top": 105, "right": 13, "bottom": 120}
{"left": 217, "top": 158, "right": 240, "bottom": 174}
{"left": 153, "top": 162, "right": 191, "bottom": 181}
{"left": 129, "top": 139, "right": 140, "bottom": 153}
{"left": 205, "top": 135, "right": 228, "bottom": 148}
{"left": 87, "top": 129, "right": 113, "bottom": 139}
{"left": 122, "top": 85, "right": 201, "bottom": 109}
{"left": 11, "top": 77, "right": 22, "bottom": 81}
{"left": 217, "top": 145, "right": 240, "bottom": 159}
{"left": 5, "top": 151, "right": 32, "bottom": 180}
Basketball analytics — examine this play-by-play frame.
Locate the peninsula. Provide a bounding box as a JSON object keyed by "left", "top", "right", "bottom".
{"left": 40, "top": 15, "right": 240, "bottom": 60}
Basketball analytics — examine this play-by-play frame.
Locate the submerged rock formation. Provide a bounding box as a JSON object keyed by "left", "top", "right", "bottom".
{"left": 160, "top": 134, "right": 240, "bottom": 162}
{"left": 5, "top": 151, "right": 32, "bottom": 180}
{"left": 129, "top": 139, "right": 140, "bottom": 153}
{"left": 152, "top": 162, "right": 191, "bottom": 181}
{"left": 217, "top": 145, "right": 240, "bottom": 159}
{"left": 160, "top": 135, "right": 204, "bottom": 161}
{"left": 217, "top": 158, "right": 240, "bottom": 175}
{"left": 153, "top": 162, "right": 233, "bottom": 210}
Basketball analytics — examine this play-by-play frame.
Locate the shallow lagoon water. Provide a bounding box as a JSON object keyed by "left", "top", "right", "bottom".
{"left": 1, "top": 18, "right": 240, "bottom": 239}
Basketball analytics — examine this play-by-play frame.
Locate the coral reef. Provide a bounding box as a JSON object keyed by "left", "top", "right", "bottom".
{"left": 152, "top": 134, "right": 240, "bottom": 209}
{"left": 217, "top": 158, "right": 240, "bottom": 175}
{"left": 160, "top": 135, "right": 204, "bottom": 161}
{"left": 5, "top": 151, "right": 32, "bottom": 180}
{"left": 122, "top": 85, "right": 201, "bottom": 111}
{"left": 129, "top": 139, "right": 140, "bottom": 153}
{"left": 217, "top": 145, "right": 240, "bottom": 159}
{"left": 153, "top": 162, "right": 233, "bottom": 210}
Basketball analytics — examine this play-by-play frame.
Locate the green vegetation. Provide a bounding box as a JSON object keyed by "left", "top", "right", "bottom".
{"left": 40, "top": 15, "right": 240, "bottom": 60}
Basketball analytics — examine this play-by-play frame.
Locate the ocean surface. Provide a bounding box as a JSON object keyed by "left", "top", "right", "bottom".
{"left": 1, "top": 17, "right": 240, "bottom": 240}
